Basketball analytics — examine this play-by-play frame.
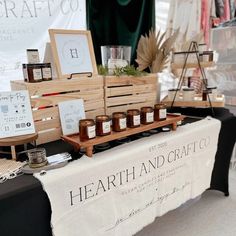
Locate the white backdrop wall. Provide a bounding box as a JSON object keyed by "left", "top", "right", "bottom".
{"left": 0, "top": 0, "right": 86, "bottom": 91}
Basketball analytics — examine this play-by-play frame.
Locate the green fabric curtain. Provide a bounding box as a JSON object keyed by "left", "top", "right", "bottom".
{"left": 86, "top": 0, "right": 155, "bottom": 65}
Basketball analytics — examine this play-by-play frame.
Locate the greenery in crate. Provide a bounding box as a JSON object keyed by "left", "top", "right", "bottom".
{"left": 98, "top": 64, "right": 148, "bottom": 76}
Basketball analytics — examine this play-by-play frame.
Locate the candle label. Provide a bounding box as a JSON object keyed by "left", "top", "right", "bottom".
{"left": 102, "top": 121, "right": 111, "bottom": 133}
{"left": 159, "top": 109, "right": 167, "bottom": 119}
{"left": 87, "top": 125, "right": 96, "bottom": 138}
{"left": 203, "top": 54, "right": 209, "bottom": 62}
{"left": 146, "top": 112, "right": 154, "bottom": 123}
{"left": 33, "top": 68, "right": 42, "bottom": 81}
{"left": 42, "top": 67, "right": 52, "bottom": 79}
{"left": 119, "top": 118, "right": 127, "bottom": 129}
{"left": 133, "top": 115, "right": 140, "bottom": 126}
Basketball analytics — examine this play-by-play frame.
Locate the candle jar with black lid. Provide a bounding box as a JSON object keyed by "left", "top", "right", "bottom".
{"left": 96, "top": 115, "right": 111, "bottom": 136}
{"left": 127, "top": 109, "right": 140, "bottom": 128}
{"left": 112, "top": 112, "right": 127, "bottom": 132}
{"left": 79, "top": 119, "right": 96, "bottom": 141}
{"left": 141, "top": 107, "right": 154, "bottom": 125}
{"left": 154, "top": 103, "right": 167, "bottom": 121}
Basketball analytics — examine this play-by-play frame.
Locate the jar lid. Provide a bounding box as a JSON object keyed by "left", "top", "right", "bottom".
{"left": 79, "top": 119, "right": 95, "bottom": 125}
{"left": 127, "top": 109, "right": 140, "bottom": 113}
{"left": 168, "top": 88, "right": 180, "bottom": 91}
{"left": 26, "top": 63, "right": 44, "bottom": 68}
{"left": 183, "top": 88, "right": 194, "bottom": 91}
{"left": 154, "top": 103, "right": 166, "bottom": 108}
{"left": 207, "top": 86, "right": 217, "bottom": 90}
{"left": 141, "top": 106, "right": 153, "bottom": 111}
{"left": 96, "top": 115, "right": 110, "bottom": 120}
{"left": 41, "top": 63, "right": 51, "bottom": 67}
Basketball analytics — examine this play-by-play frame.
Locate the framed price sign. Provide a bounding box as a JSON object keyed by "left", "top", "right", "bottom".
{"left": 49, "top": 29, "right": 98, "bottom": 79}
{"left": 0, "top": 90, "right": 35, "bottom": 139}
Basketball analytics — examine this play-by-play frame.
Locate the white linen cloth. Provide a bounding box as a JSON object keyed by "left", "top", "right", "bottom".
{"left": 35, "top": 117, "right": 221, "bottom": 236}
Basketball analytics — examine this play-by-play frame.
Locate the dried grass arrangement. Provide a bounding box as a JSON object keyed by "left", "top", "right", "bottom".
{"left": 136, "top": 28, "right": 179, "bottom": 73}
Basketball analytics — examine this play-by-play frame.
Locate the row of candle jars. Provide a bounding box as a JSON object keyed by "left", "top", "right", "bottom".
{"left": 79, "top": 104, "right": 167, "bottom": 141}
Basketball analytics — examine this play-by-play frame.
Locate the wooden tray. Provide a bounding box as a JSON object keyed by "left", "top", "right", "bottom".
{"left": 162, "top": 95, "right": 225, "bottom": 108}
{"left": 62, "top": 114, "right": 184, "bottom": 157}
{"left": 171, "top": 61, "right": 215, "bottom": 70}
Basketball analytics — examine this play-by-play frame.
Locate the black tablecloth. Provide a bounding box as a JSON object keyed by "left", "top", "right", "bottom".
{"left": 0, "top": 108, "right": 235, "bottom": 236}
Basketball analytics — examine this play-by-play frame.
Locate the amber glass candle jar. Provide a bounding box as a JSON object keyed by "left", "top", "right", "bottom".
{"left": 79, "top": 119, "right": 96, "bottom": 141}
{"left": 127, "top": 109, "right": 140, "bottom": 128}
{"left": 96, "top": 115, "right": 111, "bottom": 136}
{"left": 112, "top": 112, "right": 127, "bottom": 132}
{"left": 141, "top": 107, "right": 154, "bottom": 124}
{"left": 27, "top": 64, "right": 43, "bottom": 83}
{"left": 42, "top": 63, "right": 52, "bottom": 81}
{"left": 154, "top": 103, "right": 167, "bottom": 121}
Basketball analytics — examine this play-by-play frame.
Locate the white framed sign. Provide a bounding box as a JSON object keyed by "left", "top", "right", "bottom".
{"left": 49, "top": 29, "right": 98, "bottom": 79}
{"left": 58, "top": 99, "right": 86, "bottom": 135}
{"left": 0, "top": 90, "right": 35, "bottom": 138}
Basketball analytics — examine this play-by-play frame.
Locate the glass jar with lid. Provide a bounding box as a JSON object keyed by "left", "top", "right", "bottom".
{"left": 112, "top": 112, "right": 127, "bottom": 132}
{"left": 154, "top": 103, "right": 167, "bottom": 121}
{"left": 182, "top": 88, "right": 195, "bottom": 101}
{"left": 127, "top": 109, "right": 140, "bottom": 128}
{"left": 141, "top": 107, "right": 154, "bottom": 125}
{"left": 96, "top": 115, "right": 111, "bottom": 136}
{"left": 26, "top": 64, "right": 43, "bottom": 83}
{"left": 79, "top": 119, "right": 96, "bottom": 141}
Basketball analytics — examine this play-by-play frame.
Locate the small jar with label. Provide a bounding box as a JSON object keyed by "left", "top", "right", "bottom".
{"left": 41, "top": 63, "right": 52, "bottom": 81}
{"left": 79, "top": 119, "right": 96, "bottom": 141}
{"left": 202, "top": 89, "right": 210, "bottom": 101}
{"left": 127, "top": 109, "right": 140, "bottom": 128}
{"left": 112, "top": 112, "right": 127, "bottom": 132}
{"left": 96, "top": 115, "right": 111, "bottom": 136}
{"left": 207, "top": 86, "right": 217, "bottom": 101}
{"left": 141, "top": 107, "right": 154, "bottom": 125}
{"left": 154, "top": 103, "right": 167, "bottom": 121}
{"left": 182, "top": 88, "right": 195, "bottom": 101}
{"left": 27, "top": 64, "right": 43, "bottom": 83}
{"left": 168, "top": 89, "right": 180, "bottom": 101}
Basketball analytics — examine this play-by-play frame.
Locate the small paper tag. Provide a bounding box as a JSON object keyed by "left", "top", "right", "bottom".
{"left": 146, "top": 112, "right": 154, "bottom": 123}
{"left": 102, "top": 121, "right": 111, "bottom": 133}
{"left": 33, "top": 68, "right": 42, "bottom": 81}
{"left": 119, "top": 118, "right": 127, "bottom": 129}
{"left": 133, "top": 115, "right": 140, "bottom": 126}
{"left": 42, "top": 67, "right": 52, "bottom": 79}
{"left": 87, "top": 125, "right": 96, "bottom": 138}
{"left": 159, "top": 109, "right": 167, "bottom": 119}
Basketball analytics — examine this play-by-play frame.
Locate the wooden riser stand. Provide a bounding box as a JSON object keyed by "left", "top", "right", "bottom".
{"left": 62, "top": 114, "right": 184, "bottom": 158}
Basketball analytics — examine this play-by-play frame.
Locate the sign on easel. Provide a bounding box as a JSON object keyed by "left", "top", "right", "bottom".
{"left": 0, "top": 91, "right": 35, "bottom": 138}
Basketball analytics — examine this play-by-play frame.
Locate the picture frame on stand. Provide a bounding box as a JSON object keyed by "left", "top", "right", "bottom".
{"left": 49, "top": 29, "right": 98, "bottom": 79}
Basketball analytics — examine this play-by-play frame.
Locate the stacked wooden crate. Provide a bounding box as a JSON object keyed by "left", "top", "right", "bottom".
{"left": 104, "top": 74, "right": 158, "bottom": 115}
{"left": 11, "top": 76, "right": 104, "bottom": 144}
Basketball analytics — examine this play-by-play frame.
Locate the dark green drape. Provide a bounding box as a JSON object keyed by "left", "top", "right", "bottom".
{"left": 86, "top": 0, "right": 155, "bottom": 65}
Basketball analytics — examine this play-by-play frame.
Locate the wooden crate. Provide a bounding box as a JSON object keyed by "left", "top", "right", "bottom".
{"left": 11, "top": 76, "right": 105, "bottom": 144}
{"left": 104, "top": 74, "right": 158, "bottom": 115}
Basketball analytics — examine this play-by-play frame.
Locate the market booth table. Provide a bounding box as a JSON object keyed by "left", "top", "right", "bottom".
{"left": 0, "top": 108, "right": 235, "bottom": 236}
